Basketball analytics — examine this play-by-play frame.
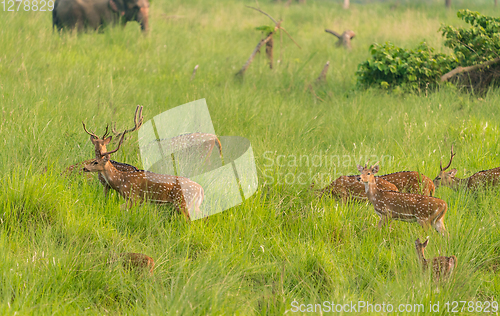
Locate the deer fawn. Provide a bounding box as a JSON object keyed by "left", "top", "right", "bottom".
{"left": 318, "top": 175, "right": 398, "bottom": 202}
{"left": 434, "top": 145, "right": 500, "bottom": 190}
{"left": 83, "top": 132, "right": 204, "bottom": 221}
{"left": 415, "top": 238, "right": 457, "bottom": 281}
{"left": 358, "top": 162, "right": 448, "bottom": 236}
{"left": 79, "top": 105, "right": 143, "bottom": 196}
{"left": 108, "top": 252, "right": 155, "bottom": 275}
{"left": 378, "top": 171, "right": 435, "bottom": 196}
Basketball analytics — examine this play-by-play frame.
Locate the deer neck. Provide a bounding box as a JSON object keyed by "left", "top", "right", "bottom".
{"left": 363, "top": 176, "right": 379, "bottom": 201}
{"left": 100, "top": 160, "right": 125, "bottom": 190}
{"left": 416, "top": 251, "right": 428, "bottom": 270}
{"left": 449, "top": 177, "right": 467, "bottom": 191}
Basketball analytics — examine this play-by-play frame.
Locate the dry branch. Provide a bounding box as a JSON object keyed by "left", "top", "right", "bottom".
{"left": 441, "top": 58, "right": 500, "bottom": 82}
{"left": 325, "top": 29, "right": 355, "bottom": 50}
{"left": 191, "top": 65, "right": 199, "bottom": 81}
{"left": 441, "top": 58, "right": 500, "bottom": 93}
{"left": 316, "top": 61, "right": 330, "bottom": 83}
{"left": 236, "top": 33, "right": 274, "bottom": 76}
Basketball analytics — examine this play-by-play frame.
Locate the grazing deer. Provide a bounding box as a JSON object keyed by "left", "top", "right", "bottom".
{"left": 108, "top": 252, "right": 155, "bottom": 275}
{"left": 318, "top": 175, "right": 398, "bottom": 202}
{"left": 434, "top": 145, "right": 500, "bottom": 190}
{"left": 83, "top": 132, "right": 204, "bottom": 221}
{"left": 358, "top": 162, "right": 448, "bottom": 236}
{"left": 378, "top": 171, "right": 435, "bottom": 196}
{"left": 70, "top": 105, "right": 143, "bottom": 195}
{"left": 415, "top": 238, "right": 457, "bottom": 281}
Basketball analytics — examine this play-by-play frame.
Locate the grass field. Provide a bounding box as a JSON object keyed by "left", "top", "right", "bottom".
{"left": 1, "top": 0, "right": 500, "bottom": 314}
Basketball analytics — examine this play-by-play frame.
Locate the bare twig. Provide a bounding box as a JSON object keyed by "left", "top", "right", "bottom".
{"left": 245, "top": 5, "right": 278, "bottom": 24}
{"left": 280, "top": 27, "right": 301, "bottom": 49}
{"left": 236, "top": 33, "right": 274, "bottom": 76}
{"left": 191, "top": 65, "right": 199, "bottom": 81}
{"left": 316, "top": 61, "right": 330, "bottom": 83}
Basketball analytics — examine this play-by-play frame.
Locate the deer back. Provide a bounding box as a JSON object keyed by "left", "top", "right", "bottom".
{"left": 432, "top": 255, "right": 457, "bottom": 280}
{"left": 373, "top": 189, "right": 446, "bottom": 222}
{"left": 321, "top": 175, "right": 398, "bottom": 201}
{"left": 466, "top": 167, "right": 500, "bottom": 189}
{"left": 379, "top": 171, "right": 435, "bottom": 196}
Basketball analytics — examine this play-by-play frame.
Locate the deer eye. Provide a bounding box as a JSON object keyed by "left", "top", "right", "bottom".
{"left": 92, "top": 161, "right": 98, "bottom": 165}
{"left": 435, "top": 177, "right": 441, "bottom": 180}
{"left": 367, "top": 172, "right": 371, "bottom": 175}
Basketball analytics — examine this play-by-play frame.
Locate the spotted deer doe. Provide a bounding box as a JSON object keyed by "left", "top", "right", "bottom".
{"left": 83, "top": 131, "right": 204, "bottom": 221}
{"left": 318, "top": 175, "right": 398, "bottom": 202}
{"left": 358, "top": 162, "right": 448, "bottom": 236}
{"left": 415, "top": 238, "right": 457, "bottom": 281}
{"left": 378, "top": 171, "right": 435, "bottom": 196}
{"left": 434, "top": 145, "right": 500, "bottom": 190}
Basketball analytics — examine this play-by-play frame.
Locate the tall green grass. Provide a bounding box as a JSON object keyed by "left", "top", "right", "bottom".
{"left": 0, "top": 0, "right": 500, "bottom": 314}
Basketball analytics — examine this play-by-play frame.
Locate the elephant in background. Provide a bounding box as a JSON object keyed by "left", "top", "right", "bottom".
{"left": 52, "top": 0, "right": 149, "bottom": 32}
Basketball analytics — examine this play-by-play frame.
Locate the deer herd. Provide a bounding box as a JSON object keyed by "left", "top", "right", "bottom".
{"left": 68, "top": 106, "right": 500, "bottom": 280}
{"left": 319, "top": 145, "right": 500, "bottom": 282}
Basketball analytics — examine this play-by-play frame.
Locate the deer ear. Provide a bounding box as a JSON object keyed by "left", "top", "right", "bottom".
{"left": 357, "top": 164, "right": 364, "bottom": 173}
{"left": 423, "top": 239, "right": 429, "bottom": 247}
{"left": 449, "top": 169, "right": 458, "bottom": 176}
{"left": 104, "top": 136, "right": 112, "bottom": 145}
{"left": 372, "top": 165, "right": 379, "bottom": 174}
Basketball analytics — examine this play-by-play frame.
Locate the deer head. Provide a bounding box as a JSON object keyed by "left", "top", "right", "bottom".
{"left": 433, "top": 146, "right": 457, "bottom": 189}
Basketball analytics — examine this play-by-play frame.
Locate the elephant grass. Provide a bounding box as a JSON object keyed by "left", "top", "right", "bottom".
{"left": 1, "top": 0, "right": 500, "bottom": 314}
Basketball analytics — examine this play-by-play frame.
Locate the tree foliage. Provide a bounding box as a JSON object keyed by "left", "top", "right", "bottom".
{"left": 356, "top": 10, "right": 500, "bottom": 91}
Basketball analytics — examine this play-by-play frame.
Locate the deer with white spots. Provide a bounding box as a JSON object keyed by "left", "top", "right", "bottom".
{"left": 378, "top": 171, "right": 435, "bottom": 196}
{"left": 358, "top": 162, "right": 448, "bottom": 236}
{"left": 415, "top": 238, "right": 457, "bottom": 281}
{"left": 318, "top": 175, "right": 399, "bottom": 202}
{"left": 83, "top": 131, "right": 204, "bottom": 221}
{"left": 63, "top": 105, "right": 143, "bottom": 192}
{"left": 434, "top": 145, "right": 500, "bottom": 190}
{"left": 80, "top": 105, "right": 143, "bottom": 196}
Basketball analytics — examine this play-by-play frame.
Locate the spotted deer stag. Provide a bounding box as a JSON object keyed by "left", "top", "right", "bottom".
{"left": 434, "top": 145, "right": 500, "bottom": 190}
{"left": 415, "top": 238, "right": 457, "bottom": 281}
{"left": 378, "top": 171, "right": 435, "bottom": 196}
{"left": 83, "top": 132, "right": 204, "bottom": 221}
{"left": 64, "top": 106, "right": 143, "bottom": 194}
{"left": 318, "top": 175, "right": 398, "bottom": 202}
{"left": 358, "top": 162, "right": 448, "bottom": 236}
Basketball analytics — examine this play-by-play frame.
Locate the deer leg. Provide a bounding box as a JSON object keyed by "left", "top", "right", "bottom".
{"left": 433, "top": 218, "right": 447, "bottom": 237}
{"left": 378, "top": 215, "right": 389, "bottom": 229}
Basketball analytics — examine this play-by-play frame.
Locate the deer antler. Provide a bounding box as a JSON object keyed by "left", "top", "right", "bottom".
{"left": 102, "top": 124, "right": 110, "bottom": 139}
{"left": 101, "top": 130, "right": 127, "bottom": 156}
{"left": 112, "top": 105, "right": 144, "bottom": 139}
{"left": 440, "top": 145, "right": 455, "bottom": 171}
{"left": 82, "top": 122, "right": 99, "bottom": 139}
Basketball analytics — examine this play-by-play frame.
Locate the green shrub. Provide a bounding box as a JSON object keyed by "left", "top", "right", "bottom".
{"left": 440, "top": 9, "right": 500, "bottom": 66}
{"left": 356, "top": 42, "right": 458, "bottom": 91}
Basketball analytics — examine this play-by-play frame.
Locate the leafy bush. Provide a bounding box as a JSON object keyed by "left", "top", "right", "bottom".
{"left": 357, "top": 10, "right": 500, "bottom": 91}
{"left": 440, "top": 9, "right": 500, "bottom": 66}
{"left": 356, "top": 42, "right": 457, "bottom": 91}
